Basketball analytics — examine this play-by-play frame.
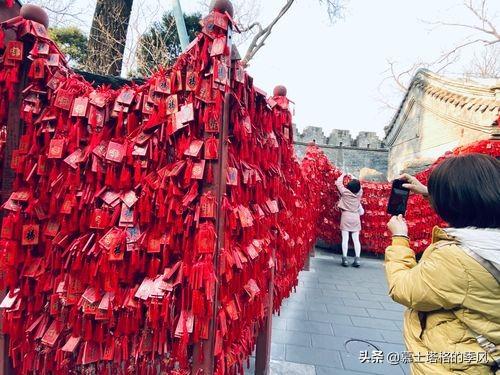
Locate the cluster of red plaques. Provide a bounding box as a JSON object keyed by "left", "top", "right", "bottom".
{"left": 0, "top": 8, "right": 315, "bottom": 375}
{"left": 303, "top": 138, "right": 500, "bottom": 254}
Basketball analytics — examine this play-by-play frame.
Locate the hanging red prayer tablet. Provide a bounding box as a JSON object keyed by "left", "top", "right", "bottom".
{"left": 41, "top": 320, "right": 63, "bottom": 347}
{"left": 88, "top": 105, "right": 105, "bottom": 127}
{"left": 117, "top": 88, "right": 135, "bottom": 105}
{"left": 179, "top": 103, "right": 194, "bottom": 123}
{"left": 35, "top": 41, "right": 50, "bottom": 55}
{"left": 184, "top": 139, "right": 204, "bottom": 157}
{"left": 200, "top": 192, "right": 216, "bottom": 219}
{"left": 214, "top": 60, "right": 229, "bottom": 86}
{"left": 0, "top": 289, "right": 19, "bottom": 309}
{"left": 234, "top": 64, "right": 245, "bottom": 84}
{"left": 120, "top": 204, "right": 134, "bottom": 224}
{"left": 106, "top": 141, "right": 125, "bottom": 163}
{"left": 211, "top": 36, "right": 226, "bottom": 56}
{"left": 166, "top": 95, "right": 178, "bottom": 115}
{"left": 205, "top": 115, "right": 220, "bottom": 133}
{"left": 82, "top": 341, "right": 102, "bottom": 365}
{"left": 44, "top": 220, "right": 59, "bottom": 237}
{"left": 99, "top": 227, "right": 121, "bottom": 251}
{"left": 6, "top": 41, "right": 23, "bottom": 60}
{"left": 61, "top": 336, "right": 81, "bottom": 353}
{"left": 121, "top": 190, "right": 138, "bottom": 208}
{"left": 48, "top": 138, "right": 64, "bottom": 159}
{"left": 196, "top": 223, "right": 216, "bottom": 255}
{"left": 54, "top": 90, "right": 74, "bottom": 111}
{"left": 64, "top": 148, "right": 83, "bottom": 169}
{"left": 226, "top": 167, "right": 238, "bottom": 186}
{"left": 46, "top": 53, "right": 60, "bottom": 67}
{"left": 244, "top": 279, "right": 260, "bottom": 300}
{"left": 186, "top": 69, "right": 197, "bottom": 91}
{"left": 191, "top": 160, "right": 206, "bottom": 180}
{"left": 71, "top": 97, "right": 89, "bottom": 117}
{"left": 155, "top": 76, "right": 170, "bottom": 94}
{"left": 22, "top": 224, "right": 40, "bottom": 246}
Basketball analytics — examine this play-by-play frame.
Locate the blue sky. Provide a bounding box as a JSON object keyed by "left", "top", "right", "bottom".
{"left": 41, "top": 0, "right": 499, "bottom": 138}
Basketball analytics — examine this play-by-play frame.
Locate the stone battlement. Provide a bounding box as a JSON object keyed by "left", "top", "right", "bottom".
{"left": 292, "top": 125, "right": 389, "bottom": 179}
{"left": 293, "top": 125, "right": 386, "bottom": 149}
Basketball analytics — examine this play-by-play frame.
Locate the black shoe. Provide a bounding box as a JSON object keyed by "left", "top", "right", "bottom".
{"left": 352, "top": 257, "right": 361, "bottom": 268}
{"left": 341, "top": 256, "right": 349, "bottom": 267}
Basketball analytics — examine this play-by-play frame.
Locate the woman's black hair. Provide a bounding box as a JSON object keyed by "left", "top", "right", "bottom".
{"left": 346, "top": 179, "right": 361, "bottom": 194}
{"left": 428, "top": 153, "right": 500, "bottom": 228}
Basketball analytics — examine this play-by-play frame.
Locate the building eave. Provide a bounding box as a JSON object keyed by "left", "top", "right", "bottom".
{"left": 383, "top": 69, "right": 500, "bottom": 145}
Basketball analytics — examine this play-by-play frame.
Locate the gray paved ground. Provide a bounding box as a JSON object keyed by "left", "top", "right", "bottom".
{"left": 246, "top": 250, "right": 411, "bottom": 375}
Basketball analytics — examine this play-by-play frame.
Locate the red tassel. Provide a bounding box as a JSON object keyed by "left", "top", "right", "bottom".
{"left": 0, "top": 28, "right": 4, "bottom": 50}
{"left": 207, "top": 162, "right": 214, "bottom": 184}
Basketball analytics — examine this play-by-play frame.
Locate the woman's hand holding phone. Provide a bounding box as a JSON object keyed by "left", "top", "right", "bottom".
{"left": 387, "top": 215, "right": 408, "bottom": 237}
{"left": 398, "top": 173, "right": 429, "bottom": 197}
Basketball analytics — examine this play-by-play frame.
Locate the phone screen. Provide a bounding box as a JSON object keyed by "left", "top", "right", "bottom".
{"left": 387, "top": 181, "right": 410, "bottom": 216}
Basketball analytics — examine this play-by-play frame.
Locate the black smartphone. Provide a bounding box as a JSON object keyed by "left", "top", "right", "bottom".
{"left": 387, "top": 179, "right": 410, "bottom": 216}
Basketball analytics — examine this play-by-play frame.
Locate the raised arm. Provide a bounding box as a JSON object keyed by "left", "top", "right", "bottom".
{"left": 335, "top": 173, "right": 348, "bottom": 195}
{"left": 385, "top": 237, "right": 467, "bottom": 311}
{"left": 385, "top": 216, "right": 467, "bottom": 311}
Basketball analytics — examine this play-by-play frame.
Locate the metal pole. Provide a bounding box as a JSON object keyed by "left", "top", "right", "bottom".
{"left": 171, "top": 0, "right": 190, "bottom": 51}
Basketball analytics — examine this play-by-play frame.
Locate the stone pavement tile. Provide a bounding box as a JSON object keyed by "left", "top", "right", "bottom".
{"left": 244, "top": 359, "right": 315, "bottom": 375}
{"left": 311, "top": 333, "right": 350, "bottom": 351}
{"left": 276, "top": 309, "right": 309, "bottom": 320}
{"left": 342, "top": 298, "right": 384, "bottom": 309}
{"left": 287, "top": 320, "right": 333, "bottom": 335}
{"left": 271, "top": 329, "right": 312, "bottom": 347}
{"left": 366, "top": 308, "right": 404, "bottom": 321}
{"left": 379, "top": 301, "right": 405, "bottom": 311}
{"left": 326, "top": 304, "right": 369, "bottom": 317}
{"left": 356, "top": 292, "right": 394, "bottom": 303}
{"left": 309, "top": 290, "right": 356, "bottom": 301}
{"left": 316, "top": 367, "right": 367, "bottom": 375}
{"left": 370, "top": 340, "right": 407, "bottom": 355}
{"left": 307, "top": 311, "right": 353, "bottom": 326}
{"left": 367, "top": 287, "right": 390, "bottom": 296}
{"left": 351, "top": 316, "right": 400, "bottom": 331}
{"left": 334, "top": 284, "right": 375, "bottom": 294}
{"left": 393, "top": 320, "right": 404, "bottom": 331}
{"left": 380, "top": 330, "right": 405, "bottom": 344}
{"left": 297, "top": 282, "right": 321, "bottom": 290}
{"left": 296, "top": 288, "right": 325, "bottom": 298}
{"left": 269, "top": 360, "right": 316, "bottom": 375}
{"left": 318, "top": 278, "right": 349, "bottom": 286}
{"left": 340, "top": 352, "right": 406, "bottom": 375}
{"left": 282, "top": 300, "right": 328, "bottom": 312}
{"left": 285, "top": 345, "right": 343, "bottom": 368}
{"left": 332, "top": 325, "right": 385, "bottom": 342}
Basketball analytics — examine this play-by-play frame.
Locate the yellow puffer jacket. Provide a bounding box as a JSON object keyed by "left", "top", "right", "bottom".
{"left": 385, "top": 227, "right": 500, "bottom": 374}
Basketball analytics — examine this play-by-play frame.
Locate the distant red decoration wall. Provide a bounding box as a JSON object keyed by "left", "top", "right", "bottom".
{"left": 303, "top": 139, "right": 500, "bottom": 254}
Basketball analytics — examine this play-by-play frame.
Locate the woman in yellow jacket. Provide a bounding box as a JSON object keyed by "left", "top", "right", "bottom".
{"left": 385, "top": 154, "right": 500, "bottom": 375}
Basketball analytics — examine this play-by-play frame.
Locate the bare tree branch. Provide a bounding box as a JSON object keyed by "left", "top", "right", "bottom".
{"left": 29, "top": 0, "right": 88, "bottom": 27}
{"left": 318, "top": 0, "right": 345, "bottom": 22}
{"left": 379, "top": 0, "right": 500, "bottom": 111}
{"left": 242, "top": 0, "right": 295, "bottom": 66}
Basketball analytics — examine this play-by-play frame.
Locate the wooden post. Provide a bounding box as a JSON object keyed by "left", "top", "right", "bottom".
{"left": 0, "top": 40, "right": 32, "bottom": 375}
{"left": 254, "top": 245, "right": 276, "bottom": 375}
{"left": 192, "top": 22, "right": 233, "bottom": 375}
{"left": 303, "top": 252, "right": 311, "bottom": 271}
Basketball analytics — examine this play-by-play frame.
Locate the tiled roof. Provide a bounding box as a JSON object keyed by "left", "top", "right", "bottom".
{"left": 384, "top": 69, "right": 500, "bottom": 141}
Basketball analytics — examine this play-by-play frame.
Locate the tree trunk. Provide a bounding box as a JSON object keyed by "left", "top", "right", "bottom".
{"left": 86, "top": 0, "right": 133, "bottom": 76}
